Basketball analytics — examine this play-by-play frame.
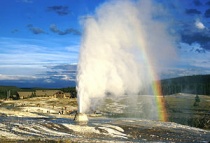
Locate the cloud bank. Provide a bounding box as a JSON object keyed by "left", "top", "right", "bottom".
{"left": 195, "top": 19, "right": 205, "bottom": 30}
{"left": 0, "top": 37, "right": 79, "bottom": 87}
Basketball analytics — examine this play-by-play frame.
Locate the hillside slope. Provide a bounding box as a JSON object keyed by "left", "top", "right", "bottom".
{"left": 161, "top": 74, "right": 210, "bottom": 95}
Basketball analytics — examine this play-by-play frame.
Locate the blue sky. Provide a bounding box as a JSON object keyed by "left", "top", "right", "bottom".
{"left": 0, "top": 0, "right": 210, "bottom": 88}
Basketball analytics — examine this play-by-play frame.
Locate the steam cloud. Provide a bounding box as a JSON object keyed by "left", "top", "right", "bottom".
{"left": 77, "top": 0, "right": 177, "bottom": 113}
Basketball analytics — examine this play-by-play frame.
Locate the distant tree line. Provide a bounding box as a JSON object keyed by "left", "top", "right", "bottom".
{"left": 0, "top": 86, "right": 77, "bottom": 99}
{"left": 161, "top": 75, "right": 210, "bottom": 95}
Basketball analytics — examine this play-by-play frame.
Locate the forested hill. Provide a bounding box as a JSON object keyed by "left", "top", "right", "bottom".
{"left": 161, "top": 74, "right": 210, "bottom": 95}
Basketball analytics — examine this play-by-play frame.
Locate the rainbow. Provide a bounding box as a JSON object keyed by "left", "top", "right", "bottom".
{"left": 137, "top": 29, "right": 168, "bottom": 122}
{"left": 152, "top": 77, "right": 168, "bottom": 122}
{"left": 143, "top": 56, "right": 168, "bottom": 122}
{"left": 145, "top": 62, "right": 168, "bottom": 122}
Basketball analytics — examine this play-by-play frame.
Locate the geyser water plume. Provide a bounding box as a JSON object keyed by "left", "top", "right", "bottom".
{"left": 77, "top": 0, "right": 177, "bottom": 114}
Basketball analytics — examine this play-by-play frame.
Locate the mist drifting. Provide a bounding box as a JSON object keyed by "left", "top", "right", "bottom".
{"left": 77, "top": 0, "right": 177, "bottom": 113}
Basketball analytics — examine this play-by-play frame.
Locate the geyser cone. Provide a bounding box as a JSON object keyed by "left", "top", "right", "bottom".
{"left": 74, "top": 113, "right": 88, "bottom": 123}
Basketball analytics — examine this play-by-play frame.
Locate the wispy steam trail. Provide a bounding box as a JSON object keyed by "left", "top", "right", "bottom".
{"left": 77, "top": 0, "right": 177, "bottom": 113}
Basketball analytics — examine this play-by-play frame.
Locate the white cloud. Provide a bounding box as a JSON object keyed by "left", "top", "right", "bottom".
{"left": 0, "top": 74, "right": 37, "bottom": 80}
{"left": 195, "top": 19, "right": 205, "bottom": 30}
{"left": 43, "top": 79, "right": 54, "bottom": 83}
{"left": 61, "top": 75, "right": 71, "bottom": 81}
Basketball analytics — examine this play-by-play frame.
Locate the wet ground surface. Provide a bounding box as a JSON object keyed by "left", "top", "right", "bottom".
{"left": 111, "top": 119, "right": 210, "bottom": 142}
{"left": 0, "top": 116, "right": 209, "bottom": 142}
{"left": 0, "top": 95, "right": 209, "bottom": 142}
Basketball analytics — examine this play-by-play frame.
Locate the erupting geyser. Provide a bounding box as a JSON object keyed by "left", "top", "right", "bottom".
{"left": 76, "top": 0, "right": 177, "bottom": 118}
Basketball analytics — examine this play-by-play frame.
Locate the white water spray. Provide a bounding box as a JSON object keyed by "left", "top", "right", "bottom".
{"left": 77, "top": 0, "right": 177, "bottom": 113}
